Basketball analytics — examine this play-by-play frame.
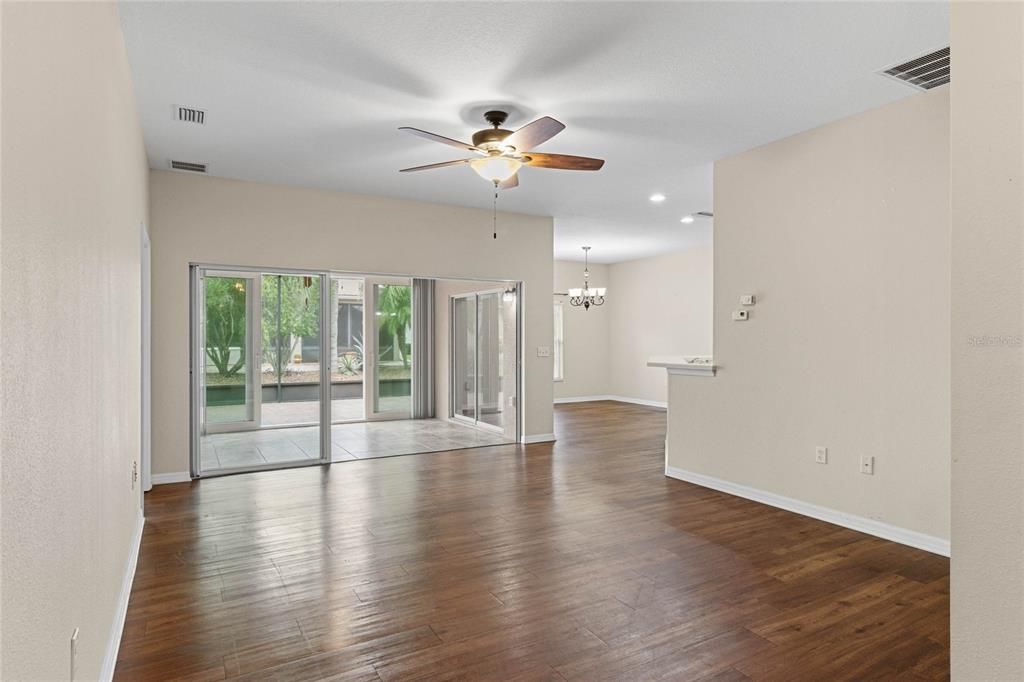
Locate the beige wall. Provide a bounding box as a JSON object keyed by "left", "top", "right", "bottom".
{"left": 149, "top": 171, "right": 553, "bottom": 475}
{"left": 553, "top": 260, "right": 611, "bottom": 399}
{"left": 665, "top": 88, "right": 950, "bottom": 542}
{"left": 950, "top": 2, "right": 1024, "bottom": 678}
{"left": 1, "top": 3, "right": 148, "bottom": 679}
{"left": 608, "top": 248, "right": 713, "bottom": 405}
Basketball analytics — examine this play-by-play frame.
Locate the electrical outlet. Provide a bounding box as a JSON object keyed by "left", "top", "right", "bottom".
{"left": 731, "top": 310, "right": 749, "bottom": 321}
{"left": 860, "top": 455, "right": 875, "bottom": 475}
{"left": 815, "top": 446, "right": 828, "bottom": 464}
{"left": 536, "top": 346, "right": 551, "bottom": 358}
{"left": 70, "top": 628, "right": 79, "bottom": 681}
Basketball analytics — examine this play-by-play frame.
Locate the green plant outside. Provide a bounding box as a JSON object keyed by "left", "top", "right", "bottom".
{"left": 377, "top": 284, "right": 412, "bottom": 368}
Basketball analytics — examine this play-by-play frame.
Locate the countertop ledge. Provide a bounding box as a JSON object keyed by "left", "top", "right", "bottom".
{"left": 647, "top": 356, "right": 717, "bottom": 376}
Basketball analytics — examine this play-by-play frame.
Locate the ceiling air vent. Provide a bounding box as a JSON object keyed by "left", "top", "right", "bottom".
{"left": 880, "top": 46, "right": 949, "bottom": 91}
{"left": 169, "top": 160, "right": 207, "bottom": 173}
{"left": 176, "top": 105, "right": 206, "bottom": 125}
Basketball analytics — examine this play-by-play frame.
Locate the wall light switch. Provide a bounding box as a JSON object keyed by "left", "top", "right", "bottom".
{"left": 536, "top": 346, "right": 551, "bottom": 358}
{"left": 815, "top": 446, "right": 828, "bottom": 464}
{"left": 860, "top": 455, "right": 875, "bottom": 475}
{"left": 732, "top": 310, "right": 749, "bottom": 321}
{"left": 740, "top": 294, "right": 756, "bottom": 306}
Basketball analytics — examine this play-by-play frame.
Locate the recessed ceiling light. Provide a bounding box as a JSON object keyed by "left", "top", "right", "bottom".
{"left": 649, "top": 193, "right": 666, "bottom": 203}
{"left": 680, "top": 215, "right": 695, "bottom": 224}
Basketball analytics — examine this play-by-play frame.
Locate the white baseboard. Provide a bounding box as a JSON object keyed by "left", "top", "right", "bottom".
{"left": 100, "top": 511, "right": 145, "bottom": 681}
{"left": 554, "top": 395, "right": 667, "bottom": 410}
{"left": 554, "top": 395, "right": 612, "bottom": 404}
{"left": 521, "top": 433, "right": 556, "bottom": 444}
{"left": 609, "top": 395, "right": 667, "bottom": 409}
{"left": 151, "top": 471, "right": 191, "bottom": 485}
{"left": 664, "top": 465, "right": 950, "bottom": 557}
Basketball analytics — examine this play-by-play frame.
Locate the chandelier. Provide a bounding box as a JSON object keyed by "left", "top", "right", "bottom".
{"left": 568, "top": 246, "right": 606, "bottom": 311}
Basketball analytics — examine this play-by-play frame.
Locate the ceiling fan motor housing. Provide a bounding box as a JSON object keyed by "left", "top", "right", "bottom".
{"left": 473, "top": 111, "right": 516, "bottom": 151}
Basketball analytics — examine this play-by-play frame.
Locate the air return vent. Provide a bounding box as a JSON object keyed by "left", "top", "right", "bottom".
{"left": 169, "top": 160, "right": 207, "bottom": 173}
{"left": 176, "top": 105, "right": 206, "bottom": 124}
{"left": 880, "top": 47, "right": 949, "bottom": 91}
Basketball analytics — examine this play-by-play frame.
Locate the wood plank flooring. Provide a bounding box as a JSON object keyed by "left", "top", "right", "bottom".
{"left": 116, "top": 401, "right": 949, "bottom": 681}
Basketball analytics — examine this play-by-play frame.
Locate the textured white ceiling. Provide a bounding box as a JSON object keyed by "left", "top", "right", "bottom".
{"left": 119, "top": 1, "right": 948, "bottom": 263}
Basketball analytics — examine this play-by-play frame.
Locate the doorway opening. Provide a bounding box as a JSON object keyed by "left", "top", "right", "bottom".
{"left": 190, "top": 266, "right": 521, "bottom": 477}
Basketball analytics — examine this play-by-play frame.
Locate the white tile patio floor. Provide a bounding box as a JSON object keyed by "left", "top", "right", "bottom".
{"left": 199, "top": 417, "right": 511, "bottom": 473}
{"left": 208, "top": 396, "right": 409, "bottom": 426}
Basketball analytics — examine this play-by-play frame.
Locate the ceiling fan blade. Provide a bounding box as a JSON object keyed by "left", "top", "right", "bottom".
{"left": 498, "top": 173, "right": 519, "bottom": 190}
{"left": 504, "top": 116, "right": 565, "bottom": 152}
{"left": 399, "top": 158, "right": 473, "bottom": 173}
{"left": 524, "top": 153, "right": 605, "bottom": 171}
{"left": 399, "top": 127, "right": 481, "bottom": 153}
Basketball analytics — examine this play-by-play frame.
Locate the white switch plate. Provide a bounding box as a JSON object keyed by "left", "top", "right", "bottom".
{"left": 536, "top": 346, "right": 551, "bottom": 358}
{"left": 815, "top": 446, "right": 828, "bottom": 464}
{"left": 860, "top": 455, "right": 875, "bottom": 475}
{"left": 740, "top": 294, "right": 756, "bottom": 306}
{"left": 732, "top": 310, "right": 749, "bottom": 321}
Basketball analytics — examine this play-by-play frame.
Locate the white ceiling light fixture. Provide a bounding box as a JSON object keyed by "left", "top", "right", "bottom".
{"left": 568, "top": 246, "right": 606, "bottom": 311}
{"left": 649, "top": 193, "right": 667, "bottom": 203}
{"left": 680, "top": 215, "right": 695, "bottom": 224}
{"left": 470, "top": 156, "right": 522, "bottom": 183}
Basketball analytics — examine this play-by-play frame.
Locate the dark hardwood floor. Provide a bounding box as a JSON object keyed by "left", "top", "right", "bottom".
{"left": 116, "top": 401, "right": 949, "bottom": 681}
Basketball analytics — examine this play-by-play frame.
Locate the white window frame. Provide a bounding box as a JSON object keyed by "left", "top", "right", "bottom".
{"left": 553, "top": 301, "right": 565, "bottom": 382}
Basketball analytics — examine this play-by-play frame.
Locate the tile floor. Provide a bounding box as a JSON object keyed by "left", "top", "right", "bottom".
{"left": 207, "top": 395, "right": 412, "bottom": 426}
{"left": 199, "top": 418, "right": 510, "bottom": 473}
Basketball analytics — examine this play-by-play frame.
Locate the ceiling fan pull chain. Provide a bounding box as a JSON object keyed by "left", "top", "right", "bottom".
{"left": 493, "top": 181, "right": 498, "bottom": 239}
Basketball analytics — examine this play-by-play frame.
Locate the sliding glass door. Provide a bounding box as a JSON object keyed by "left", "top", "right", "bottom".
{"left": 191, "top": 267, "right": 518, "bottom": 477}
{"left": 192, "top": 267, "right": 329, "bottom": 477}
{"left": 450, "top": 288, "right": 518, "bottom": 439}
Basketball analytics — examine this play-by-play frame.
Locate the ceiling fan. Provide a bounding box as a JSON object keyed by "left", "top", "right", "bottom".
{"left": 398, "top": 110, "right": 604, "bottom": 189}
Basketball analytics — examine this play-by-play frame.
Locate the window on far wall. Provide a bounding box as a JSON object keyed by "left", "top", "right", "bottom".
{"left": 553, "top": 301, "right": 564, "bottom": 381}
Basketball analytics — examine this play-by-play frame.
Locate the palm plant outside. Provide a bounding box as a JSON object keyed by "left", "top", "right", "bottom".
{"left": 377, "top": 285, "right": 412, "bottom": 368}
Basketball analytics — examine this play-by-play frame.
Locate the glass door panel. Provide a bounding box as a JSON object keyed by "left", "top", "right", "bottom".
{"left": 451, "top": 294, "right": 477, "bottom": 422}
{"left": 260, "top": 273, "right": 323, "bottom": 430}
{"left": 499, "top": 286, "right": 519, "bottom": 441}
{"left": 202, "top": 273, "right": 258, "bottom": 430}
{"left": 366, "top": 278, "right": 413, "bottom": 419}
{"left": 449, "top": 287, "right": 518, "bottom": 440}
{"left": 477, "top": 292, "right": 503, "bottom": 430}
{"left": 329, "top": 276, "right": 366, "bottom": 423}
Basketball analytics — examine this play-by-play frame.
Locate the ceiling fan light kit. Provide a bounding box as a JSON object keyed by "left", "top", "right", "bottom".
{"left": 470, "top": 156, "right": 521, "bottom": 183}
{"left": 398, "top": 109, "right": 605, "bottom": 190}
